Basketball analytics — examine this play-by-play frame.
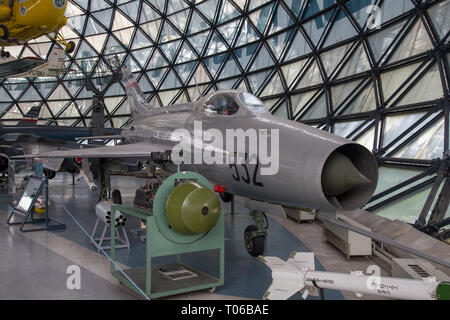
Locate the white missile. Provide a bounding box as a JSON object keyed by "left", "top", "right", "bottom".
{"left": 259, "top": 252, "right": 450, "bottom": 300}
{"left": 75, "top": 159, "right": 98, "bottom": 192}
{"left": 95, "top": 201, "right": 126, "bottom": 227}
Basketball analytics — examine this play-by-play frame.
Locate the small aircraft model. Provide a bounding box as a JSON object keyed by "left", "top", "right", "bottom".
{"left": 0, "top": 46, "right": 69, "bottom": 78}
{"left": 14, "top": 65, "right": 379, "bottom": 257}
{"left": 0, "top": 0, "right": 74, "bottom": 58}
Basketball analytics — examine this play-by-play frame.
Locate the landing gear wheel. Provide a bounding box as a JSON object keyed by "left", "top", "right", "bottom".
{"left": 244, "top": 225, "right": 265, "bottom": 257}
{"left": 65, "top": 41, "right": 75, "bottom": 54}
{"left": 0, "top": 50, "right": 9, "bottom": 58}
{"left": 44, "top": 169, "right": 56, "bottom": 180}
{"left": 0, "top": 24, "right": 8, "bottom": 40}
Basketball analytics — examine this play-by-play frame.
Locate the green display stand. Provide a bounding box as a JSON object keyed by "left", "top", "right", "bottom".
{"left": 110, "top": 171, "right": 225, "bottom": 299}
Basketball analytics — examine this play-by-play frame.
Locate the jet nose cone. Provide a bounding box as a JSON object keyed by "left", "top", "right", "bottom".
{"left": 322, "top": 152, "right": 372, "bottom": 197}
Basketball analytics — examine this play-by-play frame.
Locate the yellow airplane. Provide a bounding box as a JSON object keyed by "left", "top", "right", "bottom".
{"left": 0, "top": 0, "right": 75, "bottom": 58}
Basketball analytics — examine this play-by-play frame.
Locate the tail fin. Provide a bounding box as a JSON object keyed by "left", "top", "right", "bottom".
{"left": 121, "top": 65, "right": 153, "bottom": 118}
{"left": 18, "top": 105, "right": 41, "bottom": 126}
{"left": 47, "top": 46, "right": 66, "bottom": 70}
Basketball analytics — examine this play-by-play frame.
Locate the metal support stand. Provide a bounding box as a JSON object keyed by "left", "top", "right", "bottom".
{"left": 131, "top": 220, "right": 147, "bottom": 243}
{"left": 7, "top": 160, "right": 15, "bottom": 197}
{"left": 6, "top": 176, "right": 66, "bottom": 232}
{"left": 90, "top": 217, "right": 129, "bottom": 251}
{"left": 230, "top": 195, "right": 235, "bottom": 216}
{"left": 110, "top": 171, "right": 224, "bottom": 299}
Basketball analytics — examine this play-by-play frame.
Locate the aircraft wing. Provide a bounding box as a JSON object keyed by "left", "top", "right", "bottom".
{"left": 0, "top": 57, "right": 46, "bottom": 78}
{"left": 13, "top": 141, "right": 170, "bottom": 159}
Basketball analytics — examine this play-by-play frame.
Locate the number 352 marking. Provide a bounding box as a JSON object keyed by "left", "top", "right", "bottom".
{"left": 229, "top": 158, "right": 264, "bottom": 187}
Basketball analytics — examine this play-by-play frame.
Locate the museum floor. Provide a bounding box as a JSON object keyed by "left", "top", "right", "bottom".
{"left": 0, "top": 172, "right": 390, "bottom": 300}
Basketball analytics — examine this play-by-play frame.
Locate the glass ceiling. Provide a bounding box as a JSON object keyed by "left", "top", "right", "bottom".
{"left": 0, "top": 0, "right": 449, "bottom": 223}
{"left": 0, "top": 0, "right": 448, "bottom": 160}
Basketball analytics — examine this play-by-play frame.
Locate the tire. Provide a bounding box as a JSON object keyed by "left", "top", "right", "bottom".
{"left": 0, "top": 156, "right": 8, "bottom": 173}
{"left": 44, "top": 169, "right": 56, "bottom": 180}
{"left": 66, "top": 41, "right": 75, "bottom": 54}
{"left": 112, "top": 189, "right": 122, "bottom": 205}
{"left": 244, "top": 225, "right": 265, "bottom": 257}
{"left": 0, "top": 24, "right": 8, "bottom": 40}
{"left": 220, "top": 192, "right": 233, "bottom": 203}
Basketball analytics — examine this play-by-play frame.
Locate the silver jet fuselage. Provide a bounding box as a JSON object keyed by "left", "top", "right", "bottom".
{"left": 121, "top": 91, "right": 378, "bottom": 212}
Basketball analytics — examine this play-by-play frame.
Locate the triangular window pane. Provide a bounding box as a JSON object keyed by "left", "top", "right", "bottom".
{"left": 187, "top": 30, "right": 210, "bottom": 54}
{"left": 281, "top": 58, "right": 308, "bottom": 88}
{"left": 389, "top": 19, "right": 433, "bottom": 64}
{"left": 250, "top": 45, "right": 274, "bottom": 71}
{"left": 236, "top": 20, "right": 259, "bottom": 46}
{"left": 249, "top": 3, "right": 274, "bottom": 34}
{"left": 291, "top": 90, "right": 318, "bottom": 117}
{"left": 260, "top": 72, "right": 284, "bottom": 96}
{"left": 176, "top": 42, "right": 197, "bottom": 63}
{"left": 284, "top": 30, "right": 312, "bottom": 61}
{"left": 323, "top": 10, "right": 358, "bottom": 48}
{"left": 169, "top": 9, "right": 190, "bottom": 33}
{"left": 272, "top": 101, "right": 289, "bottom": 119}
{"left": 393, "top": 117, "right": 444, "bottom": 160}
{"left": 219, "top": 0, "right": 240, "bottom": 23}
{"left": 140, "top": 2, "right": 160, "bottom": 23}
{"left": 268, "top": 3, "right": 294, "bottom": 35}
{"left": 217, "top": 19, "right": 240, "bottom": 45}
{"left": 141, "top": 20, "right": 162, "bottom": 42}
{"left": 188, "top": 11, "right": 210, "bottom": 34}
{"left": 112, "top": 10, "right": 133, "bottom": 31}
{"left": 247, "top": 70, "right": 271, "bottom": 93}
{"left": 295, "top": 60, "right": 322, "bottom": 89}
{"left": 335, "top": 44, "right": 370, "bottom": 79}
{"left": 300, "top": 93, "right": 327, "bottom": 120}
{"left": 160, "top": 69, "right": 182, "bottom": 89}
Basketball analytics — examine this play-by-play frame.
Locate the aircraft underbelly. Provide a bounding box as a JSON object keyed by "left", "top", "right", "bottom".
{"left": 0, "top": 58, "right": 45, "bottom": 77}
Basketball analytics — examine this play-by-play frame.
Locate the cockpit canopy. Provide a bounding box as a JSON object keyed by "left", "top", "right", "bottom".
{"left": 238, "top": 92, "right": 267, "bottom": 114}
{"left": 203, "top": 93, "right": 240, "bottom": 115}
{"left": 199, "top": 91, "right": 268, "bottom": 116}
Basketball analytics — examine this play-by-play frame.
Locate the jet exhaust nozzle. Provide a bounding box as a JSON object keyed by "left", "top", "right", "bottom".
{"left": 322, "top": 152, "right": 372, "bottom": 197}
{"left": 320, "top": 144, "right": 378, "bottom": 211}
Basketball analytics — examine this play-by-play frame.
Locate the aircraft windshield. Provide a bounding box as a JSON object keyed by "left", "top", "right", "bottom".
{"left": 203, "top": 94, "right": 239, "bottom": 116}
{"left": 239, "top": 92, "right": 268, "bottom": 114}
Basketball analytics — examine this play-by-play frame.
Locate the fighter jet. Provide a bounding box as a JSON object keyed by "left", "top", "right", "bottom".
{"left": 14, "top": 66, "right": 379, "bottom": 256}
{"left": 0, "top": 103, "right": 121, "bottom": 177}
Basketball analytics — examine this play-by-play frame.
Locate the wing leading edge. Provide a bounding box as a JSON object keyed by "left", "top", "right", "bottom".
{"left": 13, "top": 142, "right": 170, "bottom": 159}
